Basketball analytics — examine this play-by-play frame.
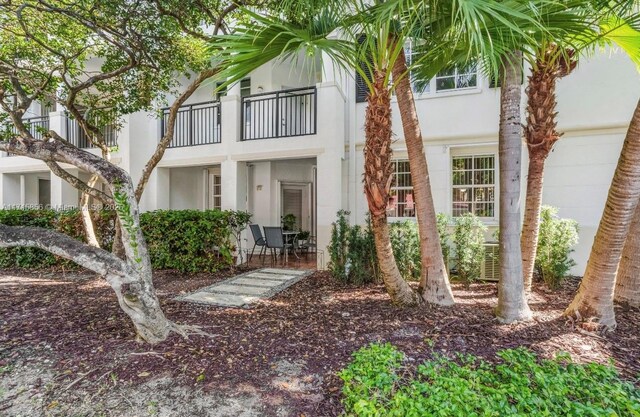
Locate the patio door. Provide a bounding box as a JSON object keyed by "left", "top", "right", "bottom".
{"left": 280, "top": 182, "right": 312, "bottom": 232}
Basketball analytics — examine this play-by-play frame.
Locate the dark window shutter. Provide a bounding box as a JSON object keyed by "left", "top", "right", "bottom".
{"left": 355, "top": 34, "right": 371, "bottom": 103}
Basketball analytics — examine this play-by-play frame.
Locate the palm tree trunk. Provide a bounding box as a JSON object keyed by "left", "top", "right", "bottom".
{"left": 521, "top": 46, "right": 576, "bottom": 292}
{"left": 364, "top": 70, "right": 420, "bottom": 306}
{"left": 615, "top": 200, "right": 640, "bottom": 308}
{"left": 391, "top": 49, "right": 454, "bottom": 306}
{"left": 496, "top": 51, "right": 532, "bottom": 323}
{"left": 521, "top": 153, "right": 545, "bottom": 291}
{"left": 566, "top": 99, "right": 640, "bottom": 328}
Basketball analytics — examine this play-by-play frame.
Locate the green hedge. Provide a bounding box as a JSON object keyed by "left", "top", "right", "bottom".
{"left": 140, "top": 209, "right": 238, "bottom": 273}
{"left": 0, "top": 208, "right": 249, "bottom": 272}
{"left": 340, "top": 343, "right": 640, "bottom": 416}
{"left": 0, "top": 209, "right": 115, "bottom": 268}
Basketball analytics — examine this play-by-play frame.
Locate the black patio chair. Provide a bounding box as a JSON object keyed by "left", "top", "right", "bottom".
{"left": 263, "top": 226, "right": 294, "bottom": 264}
{"left": 248, "top": 224, "right": 267, "bottom": 262}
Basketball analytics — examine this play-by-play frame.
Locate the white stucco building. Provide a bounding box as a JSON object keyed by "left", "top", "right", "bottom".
{"left": 1, "top": 47, "right": 639, "bottom": 274}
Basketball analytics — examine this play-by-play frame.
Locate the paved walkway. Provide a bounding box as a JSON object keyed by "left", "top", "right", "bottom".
{"left": 177, "top": 268, "right": 313, "bottom": 308}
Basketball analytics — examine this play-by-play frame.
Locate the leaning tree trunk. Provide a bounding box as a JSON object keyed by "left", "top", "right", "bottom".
{"left": 496, "top": 51, "right": 532, "bottom": 323}
{"left": 364, "top": 70, "right": 420, "bottom": 306}
{"left": 521, "top": 153, "right": 546, "bottom": 291}
{"left": 0, "top": 136, "right": 174, "bottom": 343}
{"left": 615, "top": 199, "right": 640, "bottom": 308}
{"left": 392, "top": 49, "right": 454, "bottom": 306}
{"left": 566, "top": 99, "right": 640, "bottom": 329}
{"left": 521, "top": 46, "right": 577, "bottom": 292}
{"left": 79, "top": 173, "right": 101, "bottom": 247}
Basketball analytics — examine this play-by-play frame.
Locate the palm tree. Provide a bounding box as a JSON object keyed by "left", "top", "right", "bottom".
{"left": 521, "top": 45, "right": 577, "bottom": 292}
{"left": 565, "top": 99, "right": 640, "bottom": 329}
{"left": 212, "top": 4, "right": 421, "bottom": 305}
{"left": 391, "top": 48, "right": 454, "bottom": 305}
{"left": 615, "top": 201, "right": 640, "bottom": 308}
{"left": 521, "top": 6, "right": 640, "bottom": 292}
{"left": 495, "top": 50, "right": 533, "bottom": 323}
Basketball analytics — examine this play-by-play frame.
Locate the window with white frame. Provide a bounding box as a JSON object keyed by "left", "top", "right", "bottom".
{"left": 452, "top": 154, "right": 495, "bottom": 218}
{"left": 404, "top": 39, "right": 428, "bottom": 93}
{"left": 207, "top": 171, "right": 222, "bottom": 210}
{"left": 436, "top": 62, "right": 478, "bottom": 92}
{"left": 387, "top": 160, "right": 415, "bottom": 218}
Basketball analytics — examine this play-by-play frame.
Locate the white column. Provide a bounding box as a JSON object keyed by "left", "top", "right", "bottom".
{"left": 316, "top": 151, "right": 342, "bottom": 269}
{"left": 220, "top": 159, "right": 248, "bottom": 211}
{"left": 1, "top": 174, "right": 21, "bottom": 207}
{"left": 50, "top": 167, "right": 79, "bottom": 209}
{"left": 220, "top": 94, "right": 241, "bottom": 144}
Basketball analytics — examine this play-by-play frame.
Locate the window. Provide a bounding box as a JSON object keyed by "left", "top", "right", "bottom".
{"left": 387, "top": 160, "right": 415, "bottom": 218}
{"left": 240, "top": 78, "right": 251, "bottom": 97}
{"left": 436, "top": 63, "right": 478, "bottom": 92}
{"left": 207, "top": 171, "right": 222, "bottom": 210}
{"left": 452, "top": 154, "right": 495, "bottom": 218}
{"left": 404, "top": 40, "right": 428, "bottom": 93}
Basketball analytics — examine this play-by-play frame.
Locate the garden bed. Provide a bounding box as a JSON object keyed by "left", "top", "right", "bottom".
{"left": 1, "top": 269, "right": 638, "bottom": 416}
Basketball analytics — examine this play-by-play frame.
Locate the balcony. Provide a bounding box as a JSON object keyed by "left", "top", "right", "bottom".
{"left": 66, "top": 116, "right": 119, "bottom": 149}
{"left": 241, "top": 87, "right": 317, "bottom": 141}
{"left": 6, "top": 116, "right": 50, "bottom": 156}
{"left": 163, "top": 101, "right": 221, "bottom": 148}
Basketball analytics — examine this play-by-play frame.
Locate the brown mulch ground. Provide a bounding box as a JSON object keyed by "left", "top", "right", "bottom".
{"left": 0, "top": 268, "right": 638, "bottom": 416}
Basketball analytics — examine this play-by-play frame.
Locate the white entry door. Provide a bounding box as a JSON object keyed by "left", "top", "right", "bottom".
{"left": 280, "top": 183, "right": 311, "bottom": 231}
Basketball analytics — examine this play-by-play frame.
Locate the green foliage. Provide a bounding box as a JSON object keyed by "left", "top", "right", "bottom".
{"left": 338, "top": 343, "right": 404, "bottom": 414}
{"left": 281, "top": 213, "right": 297, "bottom": 231}
{"left": 113, "top": 186, "right": 141, "bottom": 264}
{"left": 0, "top": 208, "right": 245, "bottom": 273}
{"left": 389, "top": 221, "right": 421, "bottom": 281}
{"left": 328, "top": 210, "right": 379, "bottom": 285}
{"left": 339, "top": 343, "right": 640, "bottom": 417}
{"left": 328, "top": 212, "right": 455, "bottom": 284}
{"left": 452, "top": 213, "right": 487, "bottom": 287}
{"left": 536, "top": 206, "right": 579, "bottom": 289}
{"left": 436, "top": 213, "right": 451, "bottom": 269}
{"left": 0, "top": 209, "right": 115, "bottom": 268}
{"left": 139, "top": 210, "right": 240, "bottom": 273}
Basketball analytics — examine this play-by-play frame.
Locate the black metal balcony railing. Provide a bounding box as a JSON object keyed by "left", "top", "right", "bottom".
{"left": 6, "top": 116, "right": 50, "bottom": 156}
{"left": 66, "top": 117, "right": 118, "bottom": 149}
{"left": 163, "top": 101, "right": 221, "bottom": 148}
{"left": 241, "top": 87, "right": 317, "bottom": 141}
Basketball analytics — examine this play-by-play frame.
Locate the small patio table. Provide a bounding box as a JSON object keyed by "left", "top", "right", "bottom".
{"left": 282, "top": 230, "right": 300, "bottom": 262}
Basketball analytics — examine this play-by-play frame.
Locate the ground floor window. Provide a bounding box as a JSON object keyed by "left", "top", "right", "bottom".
{"left": 207, "top": 170, "right": 221, "bottom": 210}
{"left": 387, "top": 160, "right": 414, "bottom": 218}
{"left": 452, "top": 154, "right": 495, "bottom": 218}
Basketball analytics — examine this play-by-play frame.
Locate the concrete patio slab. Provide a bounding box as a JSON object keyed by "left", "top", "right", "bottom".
{"left": 176, "top": 268, "right": 314, "bottom": 308}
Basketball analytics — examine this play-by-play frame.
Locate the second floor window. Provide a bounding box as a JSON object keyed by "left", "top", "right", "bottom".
{"left": 452, "top": 154, "right": 495, "bottom": 218}
{"left": 387, "top": 160, "right": 415, "bottom": 218}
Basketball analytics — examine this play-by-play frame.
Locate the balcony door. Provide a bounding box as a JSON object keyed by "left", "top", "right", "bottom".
{"left": 280, "top": 182, "right": 312, "bottom": 232}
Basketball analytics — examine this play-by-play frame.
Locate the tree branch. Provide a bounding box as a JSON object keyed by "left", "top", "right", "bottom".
{"left": 0, "top": 224, "right": 136, "bottom": 286}
{"left": 134, "top": 67, "right": 219, "bottom": 201}
{"left": 45, "top": 161, "right": 113, "bottom": 205}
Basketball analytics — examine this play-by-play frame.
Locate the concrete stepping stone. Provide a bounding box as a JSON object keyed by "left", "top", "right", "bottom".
{"left": 176, "top": 268, "right": 313, "bottom": 308}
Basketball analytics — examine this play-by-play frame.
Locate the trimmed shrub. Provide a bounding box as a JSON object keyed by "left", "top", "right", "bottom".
{"left": 140, "top": 209, "right": 240, "bottom": 272}
{"left": 452, "top": 213, "right": 487, "bottom": 287}
{"left": 0, "top": 209, "right": 115, "bottom": 268}
{"left": 328, "top": 210, "right": 378, "bottom": 284}
{"left": 339, "top": 343, "right": 640, "bottom": 416}
{"left": 389, "top": 221, "right": 421, "bottom": 281}
{"left": 535, "top": 206, "right": 579, "bottom": 289}
{"left": 0, "top": 208, "right": 248, "bottom": 272}
{"left": 328, "top": 212, "right": 455, "bottom": 284}
{"left": 436, "top": 213, "right": 451, "bottom": 268}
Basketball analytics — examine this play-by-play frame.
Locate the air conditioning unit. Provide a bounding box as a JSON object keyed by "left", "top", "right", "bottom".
{"left": 481, "top": 243, "right": 500, "bottom": 282}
